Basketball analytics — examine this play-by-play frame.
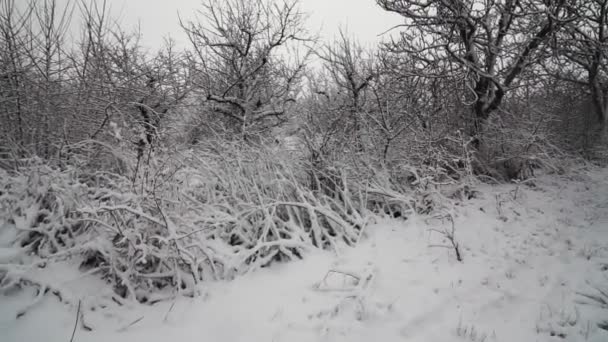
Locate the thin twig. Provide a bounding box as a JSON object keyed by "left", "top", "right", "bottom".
{"left": 117, "top": 316, "right": 144, "bottom": 332}
{"left": 163, "top": 301, "right": 176, "bottom": 323}
{"left": 69, "top": 300, "right": 81, "bottom": 342}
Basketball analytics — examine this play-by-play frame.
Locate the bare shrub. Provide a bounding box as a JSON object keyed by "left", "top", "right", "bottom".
{"left": 1, "top": 140, "right": 382, "bottom": 303}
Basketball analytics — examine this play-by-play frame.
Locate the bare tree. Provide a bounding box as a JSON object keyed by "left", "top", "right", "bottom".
{"left": 377, "top": 0, "right": 575, "bottom": 145}
{"left": 549, "top": 0, "right": 608, "bottom": 124}
{"left": 0, "top": 0, "right": 74, "bottom": 157}
{"left": 319, "top": 30, "right": 375, "bottom": 148}
{"left": 0, "top": 0, "right": 32, "bottom": 147}
{"left": 68, "top": 1, "right": 192, "bottom": 181}
{"left": 180, "top": 0, "right": 314, "bottom": 138}
{"left": 367, "top": 55, "right": 416, "bottom": 163}
{"left": 29, "top": 0, "right": 73, "bottom": 155}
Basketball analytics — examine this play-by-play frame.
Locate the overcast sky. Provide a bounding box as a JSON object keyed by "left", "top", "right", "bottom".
{"left": 71, "top": 0, "right": 402, "bottom": 49}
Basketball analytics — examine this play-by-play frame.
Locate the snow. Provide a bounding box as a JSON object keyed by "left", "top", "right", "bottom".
{"left": 1, "top": 168, "right": 607, "bottom": 342}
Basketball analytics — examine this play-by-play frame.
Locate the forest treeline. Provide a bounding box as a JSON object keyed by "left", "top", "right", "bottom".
{"left": 1, "top": 0, "right": 606, "bottom": 171}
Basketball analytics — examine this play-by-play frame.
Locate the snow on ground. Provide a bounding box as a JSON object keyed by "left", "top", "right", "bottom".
{"left": 1, "top": 168, "right": 608, "bottom": 342}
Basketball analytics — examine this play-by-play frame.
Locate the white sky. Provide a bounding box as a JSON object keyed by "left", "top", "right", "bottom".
{"left": 67, "top": 0, "right": 402, "bottom": 49}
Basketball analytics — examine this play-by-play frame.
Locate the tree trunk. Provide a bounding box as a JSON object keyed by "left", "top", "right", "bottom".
{"left": 590, "top": 81, "right": 607, "bottom": 124}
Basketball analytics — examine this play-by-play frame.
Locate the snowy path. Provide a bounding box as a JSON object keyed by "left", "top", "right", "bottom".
{"left": 1, "top": 169, "right": 608, "bottom": 342}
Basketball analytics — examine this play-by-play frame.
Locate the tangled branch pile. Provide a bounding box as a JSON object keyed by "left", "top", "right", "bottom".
{"left": 1, "top": 141, "right": 443, "bottom": 303}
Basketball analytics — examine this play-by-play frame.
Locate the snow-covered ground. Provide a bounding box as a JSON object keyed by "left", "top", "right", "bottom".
{"left": 1, "top": 168, "right": 607, "bottom": 342}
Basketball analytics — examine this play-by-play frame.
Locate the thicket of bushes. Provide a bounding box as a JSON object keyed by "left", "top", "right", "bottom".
{"left": 1, "top": 0, "right": 606, "bottom": 304}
